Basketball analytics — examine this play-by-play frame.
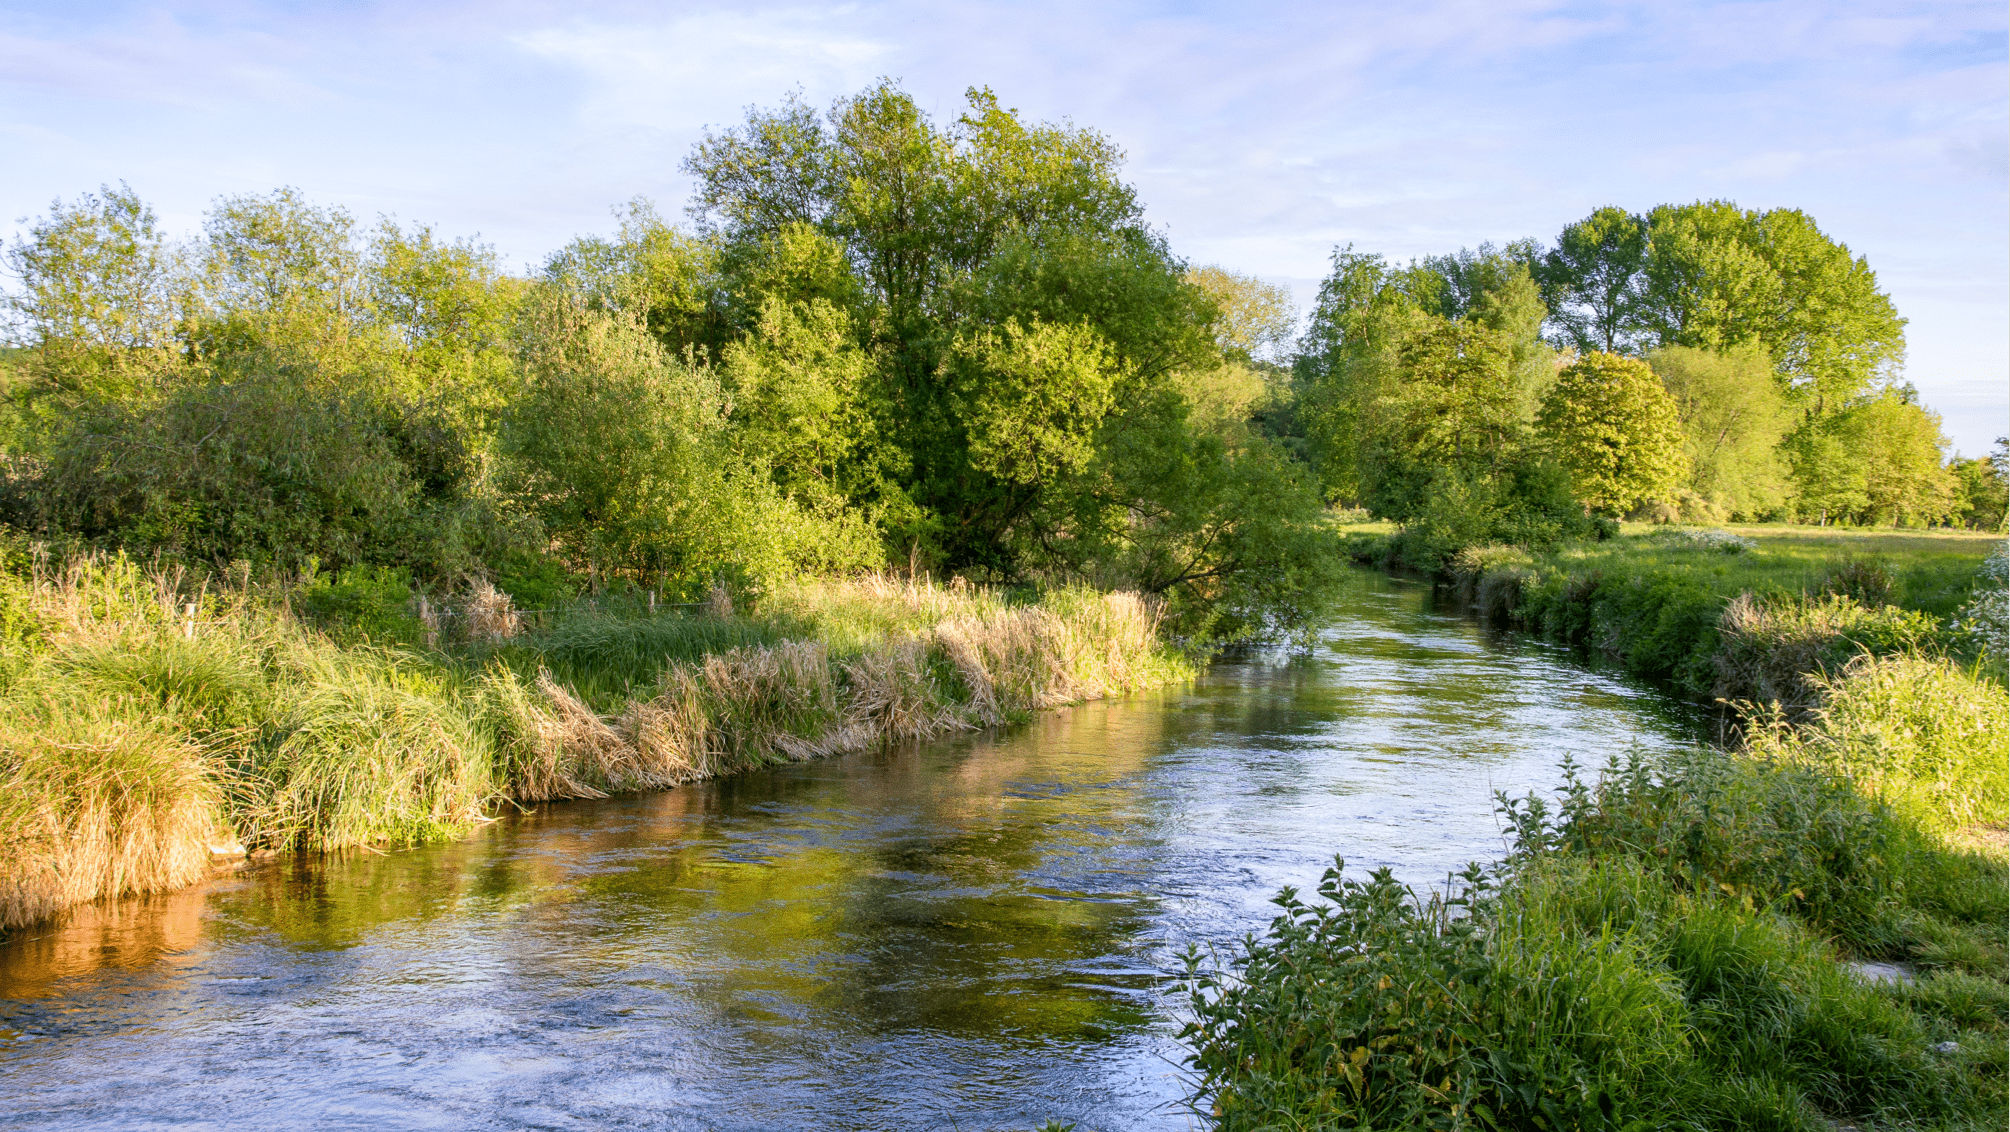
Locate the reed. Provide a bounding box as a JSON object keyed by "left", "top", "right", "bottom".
{"left": 0, "top": 706, "right": 223, "bottom": 932}
{"left": 496, "top": 586, "right": 1188, "bottom": 802}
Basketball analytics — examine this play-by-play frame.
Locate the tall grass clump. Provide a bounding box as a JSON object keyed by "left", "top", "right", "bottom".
{"left": 491, "top": 583, "right": 1189, "bottom": 802}
{"left": 0, "top": 555, "right": 503, "bottom": 928}
{"left": 1745, "top": 652, "right": 2009, "bottom": 841}
{"left": 0, "top": 708, "right": 223, "bottom": 932}
{"left": 1713, "top": 592, "right": 1944, "bottom": 715}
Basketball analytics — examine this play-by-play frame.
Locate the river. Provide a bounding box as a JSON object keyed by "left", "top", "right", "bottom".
{"left": 0, "top": 567, "right": 1707, "bottom": 1131}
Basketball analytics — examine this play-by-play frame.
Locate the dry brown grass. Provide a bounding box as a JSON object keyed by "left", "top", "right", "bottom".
{"left": 0, "top": 710, "right": 224, "bottom": 932}
{"left": 497, "top": 586, "right": 1186, "bottom": 803}
{"left": 0, "top": 563, "right": 1187, "bottom": 932}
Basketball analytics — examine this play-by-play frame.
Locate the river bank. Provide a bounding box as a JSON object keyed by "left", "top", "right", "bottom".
{"left": 0, "top": 555, "right": 1190, "bottom": 934}
{"left": 1183, "top": 531, "right": 2008, "bottom": 1130}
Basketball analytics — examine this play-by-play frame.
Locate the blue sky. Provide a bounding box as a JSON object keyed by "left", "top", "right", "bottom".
{"left": 3, "top": 1, "right": 2005, "bottom": 453}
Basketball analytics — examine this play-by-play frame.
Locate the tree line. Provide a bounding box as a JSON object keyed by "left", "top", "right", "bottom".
{"left": 3, "top": 82, "right": 2000, "bottom": 634}
{"left": 1286, "top": 203, "right": 2006, "bottom": 557}
{"left": 0, "top": 83, "right": 1334, "bottom": 640}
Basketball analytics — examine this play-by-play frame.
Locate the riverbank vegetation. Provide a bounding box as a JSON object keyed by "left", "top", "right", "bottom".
{"left": 4, "top": 78, "right": 2006, "bottom": 1124}
{"left": 0, "top": 83, "right": 1339, "bottom": 646}
{"left": 1396, "top": 524, "right": 2004, "bottom": 700}
{"left": 1182, "top": 664, "right": 2008, "bottom": 1131}
{"left": 0, "top": 550, "right": 1187, "bottom": 933}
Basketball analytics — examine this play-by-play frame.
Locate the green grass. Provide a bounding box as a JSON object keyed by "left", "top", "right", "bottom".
{"left": 1601, "top": 523, "right": 1998, "bottom": 619}
{"left": 1415, "top": 524, "right": 2002, "bottom": 698}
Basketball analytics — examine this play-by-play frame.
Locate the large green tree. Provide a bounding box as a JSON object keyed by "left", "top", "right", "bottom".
{"left": 1787, "top": 390, "right": 1955, "bottom": 527}
{"left": 1537, "top": 207, "right": 1650, "bottom": 355}
{"left": 1537, "top": 201, "right": 1905, "bottom": 419}
{"left": 680, "top": 81, "right": 1330, "bottom": 626}
{"left": 1648, "top": 344, "right": 1792, "bottom": 519}
{"left": 1537, "top": 352, "right": 1690, "bottom": 516}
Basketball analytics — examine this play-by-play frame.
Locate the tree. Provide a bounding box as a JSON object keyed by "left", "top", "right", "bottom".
{"left": 1786, "top": 429, "right": 1870, "bottom": 527}
{"left": 1949, "top": 440, "right": 2008, "bottom": 531}
{"left": 1186, "top": 265, "right": 1296, "bottom": 362}
{"left": 954, "top": 318, "right": 1120, "bottom": 487}
{"left": 1537, "top": 352, "right": 1690, "bottom": 516}
{"left": 1647, "top": 344, "right": 1792, "bottom": 518}
{"left": 682, "top": 80, "right": 1310, "bottom": 607}
{"left": 1844, "top": 392, "right": 1955, "bottom": 527}
{"left": 1537, "top": 207, "right": 1649, "bottom": 354}
{"left": 1784, "top": 390, "right": 1953, "bottom": 527}
{"left": 543, "top": 198, "right": 724, "bottom": 360}
{"left": 1641, "top": 202, "right": 1904, "bottom": 416}
{"left": 498, "top": 294, "right": 877, "bottom": 588}
{"left": 721, "top": 293, "right": 885, "bottom": 512}
{"left": 1420, "top": 240, "right": 1547, "bottom": 348}
{"left": 368, "top": 219, "right": 523, "bottom": 414}
{"left": 190, "top": 187, "right": 374, "bottom": 375}
{"left": 1292, "top": 247, "right": 1443, "bottom": 502}
{"left": 2, "top": 183, "right": 185, "bottom": 399}
{"left": 1538, "top": 202, "right": 1906, "bottom": 424}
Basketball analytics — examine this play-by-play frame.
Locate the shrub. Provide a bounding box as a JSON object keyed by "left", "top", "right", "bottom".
{"left": 1182, "top": 847, "right": 1970, "bottom": 1132}
{"left": 1748, "top": 652, "right": 2009, "bottom": 838}
{"left": 1714, "top": 592, "right": 1945, "bottom": 714}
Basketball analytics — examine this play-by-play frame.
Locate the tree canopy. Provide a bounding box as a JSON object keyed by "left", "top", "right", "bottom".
{"left": 0, "top": 83, "right": 1342, "bottom": 641}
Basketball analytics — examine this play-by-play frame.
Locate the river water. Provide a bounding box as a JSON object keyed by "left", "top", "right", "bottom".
{"left": 0, "top": 568, "right": 1707, "bottom": 1131}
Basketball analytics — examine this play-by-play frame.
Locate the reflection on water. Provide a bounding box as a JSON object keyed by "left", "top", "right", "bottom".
{"left": 0, "top": 569, "right": 1706, "bottom": 1131}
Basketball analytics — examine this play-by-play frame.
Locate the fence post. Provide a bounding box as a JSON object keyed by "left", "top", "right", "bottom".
{"left": 184, "top": 602, "right": 198, "bottom": 640}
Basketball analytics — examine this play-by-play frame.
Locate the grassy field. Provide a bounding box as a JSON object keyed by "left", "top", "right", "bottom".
{"left": 1342, "top": 513, "right": 1999, "bottom": 613}
{"left": 0, "top": 558, "right": 1191, "bottom": 934}
{"left": 1616, "top": 522, "right": 1999, "bottom": 617}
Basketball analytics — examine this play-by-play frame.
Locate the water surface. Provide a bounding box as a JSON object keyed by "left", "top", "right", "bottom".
{"left": 0, "top": 569, "right": 1706, "bottom": 1130}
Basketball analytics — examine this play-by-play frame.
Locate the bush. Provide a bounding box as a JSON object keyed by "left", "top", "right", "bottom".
{"left": 1714, "top": 592, "right": 1946, "bottom": 714}
{"left": 1183, "top": 848, "right": 1972, "bottom": 1132}
{"left": 4, "top": 377, "right": 502, "bottom": 577}
{"left": 296, "top": 563, "right": 422, "bottom": 644}
{"left": 1187, "top": 747, "right": 2008, "bottom": 1130}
